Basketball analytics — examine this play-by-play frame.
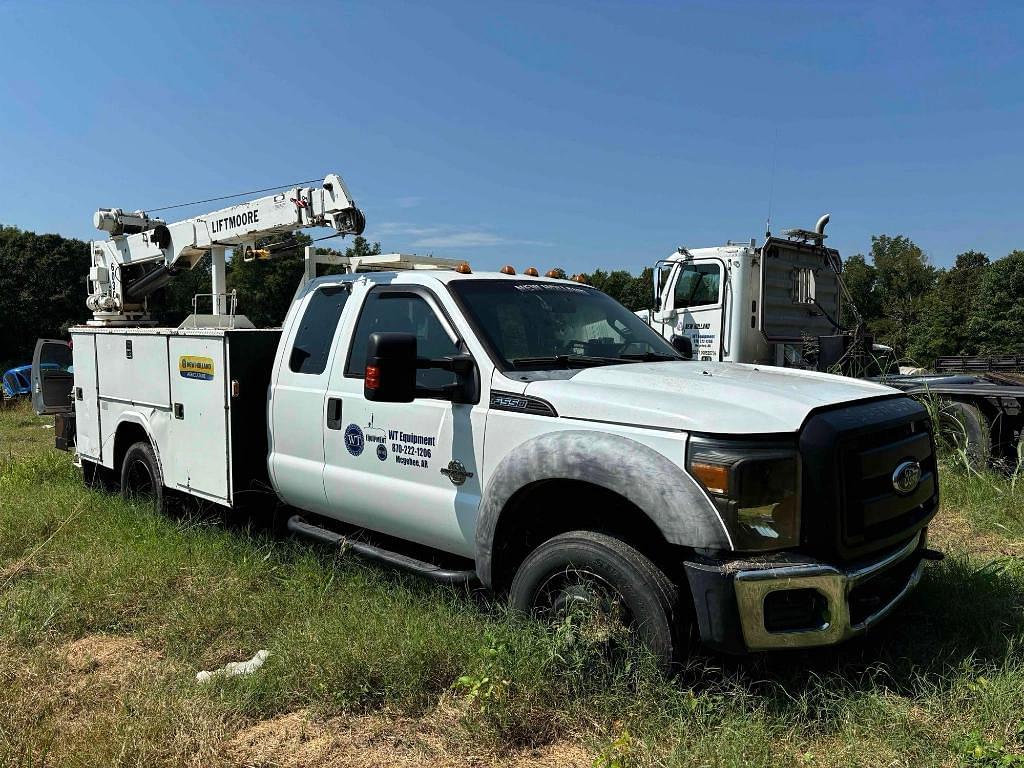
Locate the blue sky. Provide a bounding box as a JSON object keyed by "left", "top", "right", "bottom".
{"left": 2, "top": 1, "right": 1022, "bottom": 273}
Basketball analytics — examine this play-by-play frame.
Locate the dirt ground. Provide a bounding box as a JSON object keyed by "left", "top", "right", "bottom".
{"left": 50, "top": 634, "right": 593, "bottom": 768}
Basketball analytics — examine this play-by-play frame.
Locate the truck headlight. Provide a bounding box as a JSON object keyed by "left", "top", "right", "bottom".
{"left": 686, "top": 437, "right": 801, "bottom": 551}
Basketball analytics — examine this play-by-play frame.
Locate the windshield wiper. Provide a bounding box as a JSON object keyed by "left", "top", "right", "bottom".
{"left": 618, "top": 352, "right": 683, "bottom": 362}
{"left": 509, "top": 355, "right": 623, "bottom": 370}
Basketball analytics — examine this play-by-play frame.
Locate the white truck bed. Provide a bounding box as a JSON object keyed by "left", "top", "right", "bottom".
{"left": 70, "top": 326, "right": 281, "bottom": 506}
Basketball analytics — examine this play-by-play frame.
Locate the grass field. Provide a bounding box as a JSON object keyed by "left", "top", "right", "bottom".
{"left": 2, "top": 400, "right": 1024, "bottom": 767}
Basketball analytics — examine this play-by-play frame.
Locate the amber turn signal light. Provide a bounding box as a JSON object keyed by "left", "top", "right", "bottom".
{"left": 690, "top": 461, "right": 730, "bottom": 495}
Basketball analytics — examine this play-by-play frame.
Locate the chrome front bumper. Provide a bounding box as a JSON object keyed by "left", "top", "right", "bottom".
{"left": 732, "top": 532, "right": 925, "bottom": 650}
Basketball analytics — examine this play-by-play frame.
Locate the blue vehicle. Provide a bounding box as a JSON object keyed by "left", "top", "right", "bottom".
{"left": 3, "top": 365, "right": 34, "bottom": 398}
{"left": 3, "top": 362, "right": 62, "bottom": 399}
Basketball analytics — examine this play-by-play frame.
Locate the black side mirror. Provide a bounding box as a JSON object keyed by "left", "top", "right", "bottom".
{"left": 365, "top": 332, "right": 417, "bottom": 402}
{"left": 670, "top": 335, "right": 693, "bottom": 359}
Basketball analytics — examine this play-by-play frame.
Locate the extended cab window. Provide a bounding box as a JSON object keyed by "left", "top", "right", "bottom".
{"left": 289, "top": 285, "right": 350, "bottom": 374}
{"left": 347, "top": 291, "right": 460, "bottom": 389}
{"left": 673, "top": 263, "right": 721, "bottom": 309}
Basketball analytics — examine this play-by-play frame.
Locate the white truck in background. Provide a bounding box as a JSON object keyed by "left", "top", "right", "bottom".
{"left": 33, "top": 180, "right": 943, "bottom": 665}
{"left": 640, "top": 215, "right": 1024, "bottom": 468}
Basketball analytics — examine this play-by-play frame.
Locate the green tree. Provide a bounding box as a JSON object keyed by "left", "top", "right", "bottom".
{"left": 865, "top": 235, "right": 936, "bottom": 354}
{"left": 907, "top": 251, "right": 989, "bottom": 364}
{"left": 840, "top": 253, "right": 880, "bottom": 327}
{"left": 0, "top": 225, "right": 90, "bottom": 364}
{"left": 966, "top": 250, "right": 1024, "bottom": 356}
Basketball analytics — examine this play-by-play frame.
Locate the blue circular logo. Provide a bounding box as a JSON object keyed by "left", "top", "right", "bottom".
{"left": 376, "top": 443, "right": 388, "bottom": 461}
{"left": 344, "top": 423, "right": 364, "bottom": 456}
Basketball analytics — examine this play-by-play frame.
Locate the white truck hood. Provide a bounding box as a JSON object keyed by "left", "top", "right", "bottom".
{"left": 523, "top": 362, "right": 897, "bottom": 434}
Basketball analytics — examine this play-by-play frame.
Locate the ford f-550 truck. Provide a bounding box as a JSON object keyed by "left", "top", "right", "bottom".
{"left": 33, "top": 177, "right": 942, "bottom": 664}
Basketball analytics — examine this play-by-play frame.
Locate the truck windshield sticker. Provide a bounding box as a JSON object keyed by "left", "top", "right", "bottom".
{"left": 513, "top": 284, "right": 588, "bottom": 295}
{"left": 179, "top": 355, "right": 215, "bottom": 381}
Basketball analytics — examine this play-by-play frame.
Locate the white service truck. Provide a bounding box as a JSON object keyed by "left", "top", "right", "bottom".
{"left": 640, "top": 215, "right": 1024, "bottom": 468}
{"left": 33, "top": 181, "right": 942, "bottom": 664}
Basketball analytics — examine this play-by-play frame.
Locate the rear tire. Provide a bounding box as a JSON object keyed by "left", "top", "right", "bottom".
{"left": 510, "top": 530, "right": 685, "bottom": 669}
{"left": 120, "top": 441, "right": 168, "bottom": 514}
{"left": 939, "top": 401, "right": 991, "bottom": 470}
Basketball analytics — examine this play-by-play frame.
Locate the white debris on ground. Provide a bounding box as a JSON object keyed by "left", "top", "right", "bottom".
{"left": 196, "top": 649, "right": 270, "bottom": 683}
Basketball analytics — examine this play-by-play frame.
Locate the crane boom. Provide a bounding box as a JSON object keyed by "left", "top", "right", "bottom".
{"left": 87, "top": 173, "right": 365, "bottom": 325}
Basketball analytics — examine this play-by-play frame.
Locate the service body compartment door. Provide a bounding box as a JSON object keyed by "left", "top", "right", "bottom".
{"left": 95, "top": 333, "right": 171, "bottom": 408}
{"left": 31, "top": 338, "right": 74, "bottom": 415}
{"left": 70, "top": 333, "right": 101, "bottom": 460}
{"left": 167, "top": 336, "right": 230, "bottom": 503}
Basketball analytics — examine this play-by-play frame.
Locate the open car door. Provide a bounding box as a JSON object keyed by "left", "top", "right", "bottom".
{"left": 32, "top": 338, "right": 74, "bottom": 415}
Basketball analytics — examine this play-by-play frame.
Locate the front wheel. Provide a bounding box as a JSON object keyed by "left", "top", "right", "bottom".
{"left": 510, "top": 530, "right": 686, "bottom": 669}
{"left": 120, "top": 441, "right": 168, "bottom": 514}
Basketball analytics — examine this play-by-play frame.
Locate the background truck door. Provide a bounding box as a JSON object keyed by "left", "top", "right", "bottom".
{"left": 662, "top": 260, "right": 726, "bottom": 361}
{"left": 31, "top": 338, "right": 74, "bottom": 415}
{"left": 322, "top": 285, "right": 484, "bottom": 558}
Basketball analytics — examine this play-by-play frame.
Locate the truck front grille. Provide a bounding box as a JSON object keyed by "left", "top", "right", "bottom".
{"left": 839, "top": 424, "right": 937, "bottom": 549}
{"left": 799, "top": 396, "right": 939, "bottom": 561}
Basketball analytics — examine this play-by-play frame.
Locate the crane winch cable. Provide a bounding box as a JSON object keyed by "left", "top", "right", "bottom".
{"left": 144, "top": 178, "right": 325, "bottom": 213}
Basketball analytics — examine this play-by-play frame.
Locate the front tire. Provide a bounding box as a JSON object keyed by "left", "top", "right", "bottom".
{"left": 120, "top": 441, "right": 168, "bottom": 514}
{"left": 510, "top": 530, "right": 685, "bottom": 668}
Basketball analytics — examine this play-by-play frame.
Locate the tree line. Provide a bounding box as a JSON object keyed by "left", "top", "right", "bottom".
{"left": 1, "top": 222, "right": 1021, "bottom": 368}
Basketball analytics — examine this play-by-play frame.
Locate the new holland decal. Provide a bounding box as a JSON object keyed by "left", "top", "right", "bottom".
{"left": 178, "top": 355, "right": 215, "bottom": 381}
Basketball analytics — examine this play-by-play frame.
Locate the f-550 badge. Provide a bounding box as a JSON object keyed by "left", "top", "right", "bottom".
{"left": 440, "top": 460, "right": 474, "bottom": 486}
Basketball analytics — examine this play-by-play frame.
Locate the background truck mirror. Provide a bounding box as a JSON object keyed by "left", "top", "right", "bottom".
{"left": 364, "top": 332, "right": 417, "bottom": 402}
{"left": 671, "top": 335, "right": 693, "bottom": 359}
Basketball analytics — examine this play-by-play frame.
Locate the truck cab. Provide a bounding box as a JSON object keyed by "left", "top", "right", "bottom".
{"left": 643, "top": 229, "right": 851, "bottom": 370}
{"left": 260, "top": 266, "right": 940, "bottom": 660}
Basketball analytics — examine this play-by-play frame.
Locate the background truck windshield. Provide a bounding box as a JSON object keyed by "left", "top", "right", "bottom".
{"left": 449, "top": 279, "right": 682, "bottom": 369}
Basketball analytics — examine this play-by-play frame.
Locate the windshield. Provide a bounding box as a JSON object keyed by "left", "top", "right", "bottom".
{"left": 448, "top": 279, "right": 682, "bottom": 370}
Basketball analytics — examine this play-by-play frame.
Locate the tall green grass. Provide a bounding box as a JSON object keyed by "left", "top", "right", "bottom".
{"left": 2, "top": 402, "right": 1024, "bottom": 766}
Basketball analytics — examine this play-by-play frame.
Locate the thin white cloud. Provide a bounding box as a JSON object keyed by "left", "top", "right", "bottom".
{"left": 373, "top": 222, "right": 551, "bottom": 249}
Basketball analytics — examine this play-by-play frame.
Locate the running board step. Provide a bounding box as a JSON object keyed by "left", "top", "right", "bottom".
{"left": 286, "top": 515, "right": 478, "bottom": 586}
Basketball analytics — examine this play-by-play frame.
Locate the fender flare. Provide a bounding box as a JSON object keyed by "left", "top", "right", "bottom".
{"left": 474, "top": 430, "right": 732, "bottom": 587}
{"left": 111, "top": 411, "right": 164, "bottom": 479}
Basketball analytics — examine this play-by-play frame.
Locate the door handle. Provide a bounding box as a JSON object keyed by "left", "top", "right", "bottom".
{"left": 326, "top": 397, "right": 343, "bottom": 430}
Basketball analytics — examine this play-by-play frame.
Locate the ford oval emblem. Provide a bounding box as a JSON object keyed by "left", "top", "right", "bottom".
{"left": 892, "top": 460, "right": 922, "bottom": 495}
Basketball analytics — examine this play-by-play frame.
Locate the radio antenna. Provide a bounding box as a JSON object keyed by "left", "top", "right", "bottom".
{"left": 765, "top": 126, "right": 779, "bottom": 238}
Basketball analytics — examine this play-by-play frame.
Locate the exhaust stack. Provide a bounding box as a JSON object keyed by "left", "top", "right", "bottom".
{"left": 815, "top": 213, "right": 830, "bottom": 245}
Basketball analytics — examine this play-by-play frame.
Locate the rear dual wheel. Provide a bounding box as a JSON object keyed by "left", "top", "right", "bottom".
{"left": 510, "top": 530, "right": 686, "bottom": 669}
{"left": 120, "top": 441, "right": 169, "bottom": 515}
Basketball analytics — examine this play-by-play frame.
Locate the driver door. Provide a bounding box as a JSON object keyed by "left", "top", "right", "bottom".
{"left": 663, "top": 260, "right": 725, "bottom": 361}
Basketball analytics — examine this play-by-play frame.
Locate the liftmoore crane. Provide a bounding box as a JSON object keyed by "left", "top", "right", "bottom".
{"left": 86, "top": 174, "right": 366, "bottom": 325}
